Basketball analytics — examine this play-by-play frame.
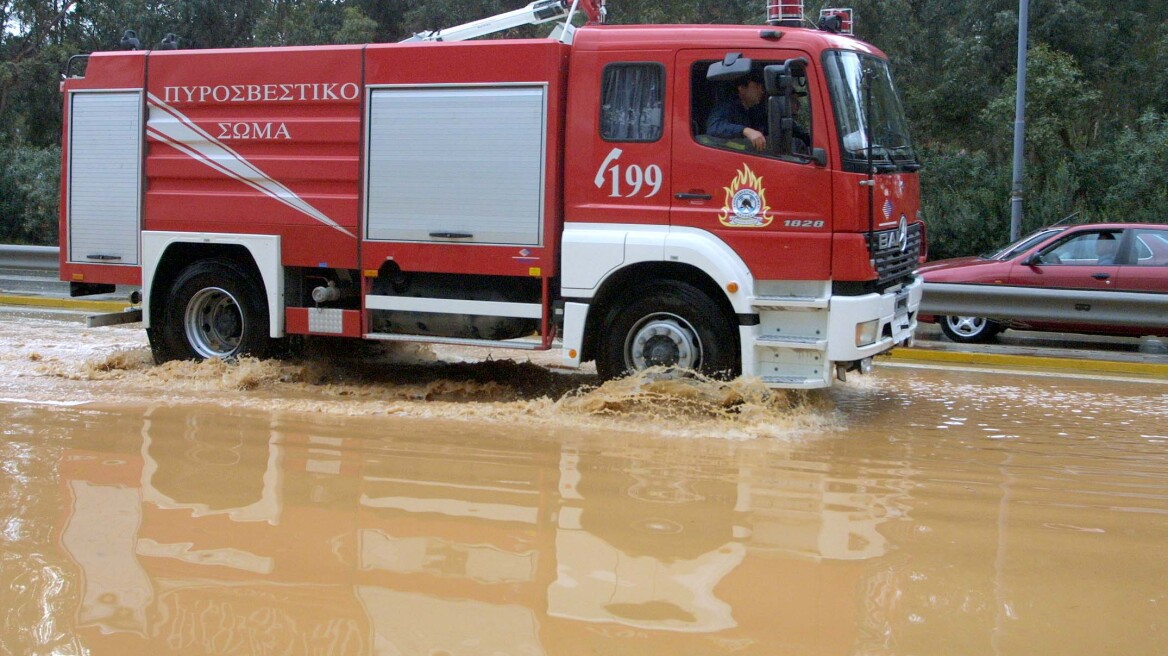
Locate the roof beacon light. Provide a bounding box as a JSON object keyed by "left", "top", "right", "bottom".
{"left": 818, "top": 8, "right": 854, "bottom": 35}
{"left": 766, "top": 1, "right": 804, "bottom": 28}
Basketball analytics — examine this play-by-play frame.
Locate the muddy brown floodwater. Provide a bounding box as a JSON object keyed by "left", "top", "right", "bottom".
{"left": 0, "top": 310, "right": 1166, "bottom": 656}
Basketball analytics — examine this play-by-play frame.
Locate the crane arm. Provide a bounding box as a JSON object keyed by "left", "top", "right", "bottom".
{"left": 402, "top": 0, "right": 570, "bottom": 42}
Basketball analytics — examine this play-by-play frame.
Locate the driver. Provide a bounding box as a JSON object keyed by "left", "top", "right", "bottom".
{"left": 1094, "top": 233, "right": 1119, "bottom": 265}
{"left": 706, "top": 71, "right": 768, "bottom": 150}
{"left": 706, "top": 70, "right": 811, "bottom": 153}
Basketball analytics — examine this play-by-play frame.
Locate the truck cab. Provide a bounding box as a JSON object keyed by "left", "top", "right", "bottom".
{"left": 557, "top": 24, "right": 923, "bottom": 386}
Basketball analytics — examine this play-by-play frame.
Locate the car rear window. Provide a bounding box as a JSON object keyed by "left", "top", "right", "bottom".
{"left": 1132, "top": 228, "right": 1168, "bottom": 266}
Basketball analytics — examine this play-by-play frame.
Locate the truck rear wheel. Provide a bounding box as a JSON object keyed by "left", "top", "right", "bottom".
{"left": 597, "top": 281, "right": 739, "bottom": 381}
{"left": 153, "top": 260, "right": 271, "bottom": 363}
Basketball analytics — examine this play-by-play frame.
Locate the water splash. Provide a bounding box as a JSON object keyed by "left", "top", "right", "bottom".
{"left": 54, "top": 344, "right": 835, "bottom": 438}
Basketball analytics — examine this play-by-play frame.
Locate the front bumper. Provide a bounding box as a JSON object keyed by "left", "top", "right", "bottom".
{"left": 825, "top": 275, "right": 923, "bottom": 363}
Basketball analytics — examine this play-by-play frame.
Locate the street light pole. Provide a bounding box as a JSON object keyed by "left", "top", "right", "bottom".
{"left": 1010, "top": 0, "right": 1030, "bottom": 242}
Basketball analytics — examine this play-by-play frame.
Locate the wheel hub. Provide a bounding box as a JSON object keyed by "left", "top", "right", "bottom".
{"left": 627, "top": 314, "right": 700, "bottom": 370}
{"left": 948, "top": 315, "right": 986, "bottom": 337}
{"left": 184, "top": 287, "right": 245, "bottom": 358}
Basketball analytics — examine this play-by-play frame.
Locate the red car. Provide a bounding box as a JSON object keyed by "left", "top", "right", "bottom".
{"left": 918, "top": 223, "right": 1168, "bottom": 343}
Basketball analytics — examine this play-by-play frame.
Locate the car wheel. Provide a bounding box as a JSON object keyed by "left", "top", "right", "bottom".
{"left": 940, "top": 315, "right": 1002, "bottom": 344}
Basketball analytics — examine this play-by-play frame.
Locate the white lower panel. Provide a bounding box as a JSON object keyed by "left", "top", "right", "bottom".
{"left": 141, "top": 232, "right": 282, "bottom": 337}
{"left": 560, "top": 302, "right": 589, "bottom": 368}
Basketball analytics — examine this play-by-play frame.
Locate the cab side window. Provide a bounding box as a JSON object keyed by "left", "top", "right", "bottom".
{"left": 600, "top": 63, "right": 664, "bottom": 142}
{"left": 691, "top": 60, "right": 812, "bottom": 158}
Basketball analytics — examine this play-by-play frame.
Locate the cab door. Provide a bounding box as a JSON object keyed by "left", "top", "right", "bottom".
{"left": 1008, "top": 228, "right": 1123, "bottom": 290}
{"left": 670, "top": 49, "right": 834, "bottom": 281}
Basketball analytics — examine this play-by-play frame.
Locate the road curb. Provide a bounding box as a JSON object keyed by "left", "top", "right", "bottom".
{"left": 884, "top": 346, "right": 1168, "bottom": 377}
{"left": 0, "top": 294, "right": 132, "bottom": 313}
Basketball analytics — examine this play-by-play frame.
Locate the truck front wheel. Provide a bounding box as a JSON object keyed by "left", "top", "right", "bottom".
{"left": 153, "top": 260, "right": 271, "bottom": 363}
{"left": 597, "top": 281, "right": 739, "bottom": 381}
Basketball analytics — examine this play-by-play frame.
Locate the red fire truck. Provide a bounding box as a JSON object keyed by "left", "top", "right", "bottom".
{"left": 59, "top": 0, "right": 924, "bottom": 389}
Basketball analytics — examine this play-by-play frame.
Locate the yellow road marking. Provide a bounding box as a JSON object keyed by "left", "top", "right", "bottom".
{"left": 0, "top": 294, "right": 132, "bottom": 313}
{"left": 885, "top": 347, "right": 1168, "bottom": 377}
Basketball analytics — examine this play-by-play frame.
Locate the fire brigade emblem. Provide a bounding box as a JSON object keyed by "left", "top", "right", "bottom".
{"left": 719, "top": 164, "right": 773, "bottom": 227}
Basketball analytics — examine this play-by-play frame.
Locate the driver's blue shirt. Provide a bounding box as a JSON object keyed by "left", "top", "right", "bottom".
{"left": 706, "top": 101, "right": 767, "bottom": 139}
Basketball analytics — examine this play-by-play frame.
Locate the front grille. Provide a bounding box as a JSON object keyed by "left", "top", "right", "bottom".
{"left": 872, "top": 222, "right": 922, "bottom": 290}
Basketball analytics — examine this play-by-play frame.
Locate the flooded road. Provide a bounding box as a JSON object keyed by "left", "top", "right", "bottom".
{"left": 1, "top": 311, "right": 1166, "bottom": 655}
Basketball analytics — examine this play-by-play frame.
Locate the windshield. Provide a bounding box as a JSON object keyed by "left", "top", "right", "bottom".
{"left": 824, "top": 51, "right": 918, "bottom": 173}
{"left": 984, "top": 228, "right": 1064, "bottom": 260}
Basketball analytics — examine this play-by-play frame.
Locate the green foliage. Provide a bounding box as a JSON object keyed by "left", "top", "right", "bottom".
{"left": 919, "top": 148, "right": 1009, "bottom": 260}
{"left": 401, "top": 0, "right": 505, "bottom": 38}
{"left": 335, "top": 6, "right": 378, "bottom": 44}
{"left": 860, "top": 0, "right": 1168, "bottom": 257}
{"left": 1088, "top": 112, "right": 1168, "bottom": 223}
{"left": 255, "top": 1, "right": 377, "bottom": 46}
{"left": 923, "top": 44, "right": 1103, "bottom": 254}
{"left": 1, "top": 0, "right": 1167, "bottom": 252}
{"left": 605, "top": 0, "right": 758, "bottom": 25}
{"left": 0, "top": 145, "right": 60, "bottom": 244}
{"left": 980, "top": 45, "right": 1102, "bottom": 164}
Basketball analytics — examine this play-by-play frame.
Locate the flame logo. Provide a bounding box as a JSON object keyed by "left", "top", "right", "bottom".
{"left": 719, "top": 164, "right": 773, "bottom": 227}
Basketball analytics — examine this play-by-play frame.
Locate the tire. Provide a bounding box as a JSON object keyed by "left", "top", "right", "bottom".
{"left": 939, "top": 315, "right": 1002, "bottom": 344}
{"left": 596, "top": 281, "right": 739, "bottom": 380}
{"left": 153, "top": 260, "right": 271, "bottom": 363}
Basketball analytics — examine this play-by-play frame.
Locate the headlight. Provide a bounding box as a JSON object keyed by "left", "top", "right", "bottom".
{"left": 855, "top": 319, "right": 879, "bottom": 347}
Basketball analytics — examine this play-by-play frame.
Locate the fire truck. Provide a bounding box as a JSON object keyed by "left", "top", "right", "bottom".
{"left": 59, "top": 0, "right": 924, "bottom": 389}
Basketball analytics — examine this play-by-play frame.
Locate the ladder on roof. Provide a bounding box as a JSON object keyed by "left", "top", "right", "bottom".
{"left": 402, "top": 0, "right": 606, "bottom": 44}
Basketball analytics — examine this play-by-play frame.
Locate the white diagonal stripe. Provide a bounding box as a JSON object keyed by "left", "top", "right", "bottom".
{"left": 146, "top": 93, "right": 355, "bottom": 239}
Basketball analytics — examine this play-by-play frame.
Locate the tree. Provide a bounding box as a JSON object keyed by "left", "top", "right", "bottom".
{"left": 1087, "top": 112, "right": 1168, "bottom": 223}
{"left": 3, "top": 0, "right": 1168, "bottom": 250}
{"left": 255, "top": 1, "right": 376, "bottom": 46}
{"left": 0, "top": 145, "right": 60, "bottom": 243}
{"left": 1, "top": 1, "right": 78, "bottom": 144}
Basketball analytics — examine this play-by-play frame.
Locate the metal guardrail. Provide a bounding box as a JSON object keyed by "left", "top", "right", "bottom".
{"left": 3, "top": 248, "right": 1164, "bottom": 330}
{"left": 0, "top": 245, "right": 59, "bottom": 271}
{"left": 921, "top": 282, "right": 1168, "bottom": 330}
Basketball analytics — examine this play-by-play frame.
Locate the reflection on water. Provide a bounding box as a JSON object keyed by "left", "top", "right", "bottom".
{"left": 0, "top": 403, "right": 891, "bottom": 655}
{"left": 1, "top": 362, "right": 1167, "bottom": 654}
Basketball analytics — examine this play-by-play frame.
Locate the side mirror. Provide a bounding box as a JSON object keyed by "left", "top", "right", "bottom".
{"left": 707, "top": 53, "right": 753, "bottom": 82}
{"left": 763, "top": 58, "right": 808, "bottom": 96}
{"left": 763, "top": 58, "right": 810, "bottom": 158}
{"left": 766, "top": 95, "right": 789, "bottom": 155}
